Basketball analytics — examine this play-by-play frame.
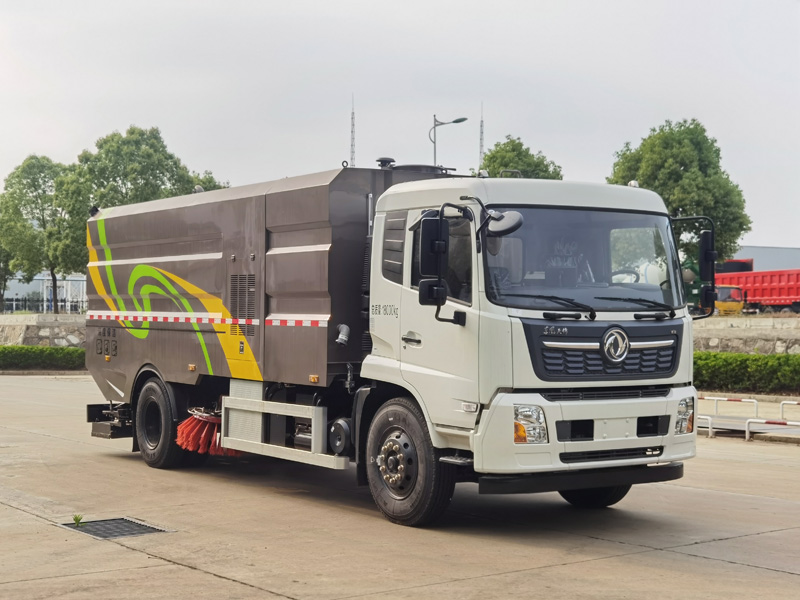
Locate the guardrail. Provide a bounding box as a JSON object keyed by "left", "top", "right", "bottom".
{"left": 780, "top": 400, "right": 800, "bottom": 420}
{"left": 745, "top": 418, "right": 800, "bottom": 441}
{"left": 696, "top": 415, "right": 714, "bottom": 438}
{"left": 699, "top": 396, "right": 759, "bottom": 417}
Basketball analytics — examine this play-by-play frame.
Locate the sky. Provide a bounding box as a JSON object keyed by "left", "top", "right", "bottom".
{"left": 1, "top": 0, "right": 798, "bottom": 248}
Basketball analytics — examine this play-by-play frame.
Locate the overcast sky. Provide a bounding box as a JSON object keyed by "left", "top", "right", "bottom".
{"left": 1, "top": 0, "right": 798, "bottom": 248}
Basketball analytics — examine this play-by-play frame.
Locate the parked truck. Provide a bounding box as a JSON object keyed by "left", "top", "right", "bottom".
{"left": 716, "top": 265, "right": 800, "bottom": 313}
{"left": 85, "top": 162, "right": 716, "bottom": 526}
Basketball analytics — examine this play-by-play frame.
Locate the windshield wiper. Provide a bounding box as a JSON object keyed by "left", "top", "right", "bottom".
{"left": 500, "top": 293, "right": 596, "bottom": 320}
{"left": 594, "top": 296, "right": 676, "bottom": 319}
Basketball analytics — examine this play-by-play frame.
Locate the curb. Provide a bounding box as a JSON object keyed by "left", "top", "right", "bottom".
{"left": 0, "top": 370, "right": 89, "bottom": 377}
{"left": 752, "top": 433, "right": 800, "bottom": 445}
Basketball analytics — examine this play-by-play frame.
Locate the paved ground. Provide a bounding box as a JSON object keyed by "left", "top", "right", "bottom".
{"left": 1, "top": 376, "right": 799, "bottom": 599}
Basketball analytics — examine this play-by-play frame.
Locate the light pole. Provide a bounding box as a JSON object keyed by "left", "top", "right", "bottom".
{"left": 429, "top": 114, "right": 467, "bottom": 166}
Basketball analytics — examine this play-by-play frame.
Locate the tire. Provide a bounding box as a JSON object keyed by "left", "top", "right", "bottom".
{"left": 135, "top": 378, "right": 184, "bottom": 469}
{"left": 559, "top": 484, "right": 631, "bottom": 508}
{"left": 366, "top": 397, "right": 456, "bottom": 526}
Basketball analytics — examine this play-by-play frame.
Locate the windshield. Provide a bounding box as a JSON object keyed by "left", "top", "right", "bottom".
{"left": 718, "top": 287, "right": 742, "bottom": 302}
{"left": 483, "top": 207, "right": 684, "bottom": 312}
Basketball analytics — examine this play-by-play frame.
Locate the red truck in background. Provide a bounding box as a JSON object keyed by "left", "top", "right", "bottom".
{"left": 716, "top": 259, "right": 800, "bottom": 313}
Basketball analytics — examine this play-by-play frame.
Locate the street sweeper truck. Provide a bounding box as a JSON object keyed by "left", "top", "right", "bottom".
{"left": 85, "top": 160, "right": 717, "bottom": 526}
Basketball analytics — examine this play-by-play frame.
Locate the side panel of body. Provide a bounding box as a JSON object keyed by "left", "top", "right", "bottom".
{"left": 86, "top": 195, "right": 265, "bottom": 403}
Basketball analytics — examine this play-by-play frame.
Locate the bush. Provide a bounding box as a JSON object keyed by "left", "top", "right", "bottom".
{"left": 0, "top": 346, "right": 85, "bottom": 370}
{"left": 694, "top": 351, "right": 800, "bottom": 394}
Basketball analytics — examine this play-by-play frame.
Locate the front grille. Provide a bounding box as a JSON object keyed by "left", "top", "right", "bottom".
{"left": 541, "top": 386, "right": 671, "bottom": 402}
{"left": 560, "top": 446, "right": 663, "bottom": 463}
{"left": 542, "top": 347, "right": 675, "bottom": 377}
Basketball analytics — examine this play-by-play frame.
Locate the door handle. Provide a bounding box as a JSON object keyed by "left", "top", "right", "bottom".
{"left": 402, "top": 334, "right": 422, "bottom": 346}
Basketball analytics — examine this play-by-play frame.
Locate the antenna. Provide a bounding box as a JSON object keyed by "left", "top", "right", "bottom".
{"left": 350, "top": 94, "right": 356, "bottom": 167}
{"left": 478, "top": 102, "right": 485, "bottom": 169}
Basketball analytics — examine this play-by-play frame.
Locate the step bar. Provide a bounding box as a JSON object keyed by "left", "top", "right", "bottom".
{"left": 221, "top": 395, "right": 349, "bottom": 469}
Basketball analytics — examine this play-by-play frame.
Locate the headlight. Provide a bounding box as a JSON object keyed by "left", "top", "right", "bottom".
{"left": 675, "top": 397, "right": 694, "bottom": 435}
{"left": 514, "top": 405, "right": 548, "bottom": 444}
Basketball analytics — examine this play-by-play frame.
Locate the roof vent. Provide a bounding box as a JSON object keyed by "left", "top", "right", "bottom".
{"left": 376, "top": 157, "right": 395, "bottom": 169}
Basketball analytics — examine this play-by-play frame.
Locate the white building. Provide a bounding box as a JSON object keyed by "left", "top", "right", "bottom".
{"left": 733, "top": 246, "right": 800, "bottom": 271}
{"left": 3, "top": 272, "right": 87, "bottom": 313}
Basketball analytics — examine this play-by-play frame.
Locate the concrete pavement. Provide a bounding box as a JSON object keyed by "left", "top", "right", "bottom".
{"left": 1, "top": 376, "right": 799, "bottom": 599}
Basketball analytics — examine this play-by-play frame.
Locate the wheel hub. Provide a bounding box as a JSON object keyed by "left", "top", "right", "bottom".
{"left": 375, "top": 430, "right": 417, "bottom": 499}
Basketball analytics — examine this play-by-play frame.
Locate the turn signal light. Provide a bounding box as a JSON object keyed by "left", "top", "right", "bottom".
{"left": 514, "top": 421, "right": 528, "bottom": 443}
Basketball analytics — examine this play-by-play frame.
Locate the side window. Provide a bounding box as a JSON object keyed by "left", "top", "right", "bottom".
{"left": 382, "top": 211, "right": 407, "bottom": 284}
{"left": 411, "top": 216, "right": 472, "bottom": 304}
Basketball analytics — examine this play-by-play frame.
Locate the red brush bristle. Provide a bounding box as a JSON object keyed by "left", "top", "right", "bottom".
{"left": 209, "top": 423, "right": 221, "bottom": 456}
{"left": 197, "top": 421, "right": 214, "bottom": 454}
{"left": 176, "top": 416, "right": 202, "bottom": 449}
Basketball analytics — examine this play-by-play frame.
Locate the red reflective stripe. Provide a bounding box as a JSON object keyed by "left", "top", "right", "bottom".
{"left": 311, "top": 320, "right": 319, "bottom": 327}
{"left": 729, "top": 398, "right": 743, "bottom": 402}
{"left": 244, "top": 319, "right": 253, "bottom": 325}
{"left": 765, "top": 420, "right": 788, "bottom": 426}
{"left": 280, "top": 320, "right": 287, "bottom": 326}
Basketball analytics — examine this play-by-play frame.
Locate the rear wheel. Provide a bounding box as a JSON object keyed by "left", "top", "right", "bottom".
{"left": 366, "top": 397, "right": 455, "bottom": 526}
{"left": 559, "top": 485, "right": 631, "bottom": 508}
{"left": 135, "top": 378, "right": 184, "bottom": 469}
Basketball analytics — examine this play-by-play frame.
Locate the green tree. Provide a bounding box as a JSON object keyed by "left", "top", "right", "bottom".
{"left": 57, "top": 126, "right": 227, "bottom": 274}
{"left": 480, "top": 135, "right": 563, "bottom": 179}
{"left": 0, "top": 155, "right": 69, "bottom": 313}
{"left": 607, "top": 119, "right": 751, "bottom": 260}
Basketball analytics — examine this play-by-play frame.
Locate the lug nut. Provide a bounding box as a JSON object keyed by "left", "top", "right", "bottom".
{"left": 380, "top": 466, "right": 386, "bottom": 473}
{"left": 393, "top": 444, "right": 400, "bottom": 452}
{"left": 384, "top": 475, "right": 390, "bottom": 482}
{"left": 397, "top": 454, "right": 403, "bottom": 462}
{"left": 398, "top": 465, "right": 405, "bottom": 472}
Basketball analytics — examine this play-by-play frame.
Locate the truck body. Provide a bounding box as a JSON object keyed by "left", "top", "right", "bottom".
{"left": 86, "top": 164, "right": 702, "bottom": 525}
{"left": 716, "top": 268, "right": 800, "bottom": 313}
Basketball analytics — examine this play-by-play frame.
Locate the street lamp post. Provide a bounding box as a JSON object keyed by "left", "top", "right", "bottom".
{"left": 429, "top": 114, "right": 467, "bottom": 166}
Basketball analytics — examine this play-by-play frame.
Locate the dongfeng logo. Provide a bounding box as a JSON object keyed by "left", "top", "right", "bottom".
{"left": 603, "top": 328, "right": 629, "bottom": 363}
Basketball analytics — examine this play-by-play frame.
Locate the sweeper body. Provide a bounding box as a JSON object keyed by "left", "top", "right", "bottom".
{"left": 85, "top": 162, "right": 715, "bottom": 526}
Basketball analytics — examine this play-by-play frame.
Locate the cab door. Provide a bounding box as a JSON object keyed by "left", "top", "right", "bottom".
{"left": 399, "top": 210, "right": 480, "bottom": 430}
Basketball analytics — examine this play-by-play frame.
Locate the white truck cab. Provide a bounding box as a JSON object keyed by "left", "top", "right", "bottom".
{"left": 363, "top": 177, "right": 702, "bottom": 516}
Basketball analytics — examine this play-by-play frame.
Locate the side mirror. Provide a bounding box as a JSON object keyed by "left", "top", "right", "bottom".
{"left": 418, "top": 279, "right": 447, "bottom": 306}
{"left": 419, "top": 217, "right": 449, "bottom": 278}
{"left": 698, "top": 229, "right": 717, "bottom": 282}
{"left": 700, "top": 285, "right": 717, "bottom": 310}
{"left": 486, "top": 210, "right": 524, "bottom": 237}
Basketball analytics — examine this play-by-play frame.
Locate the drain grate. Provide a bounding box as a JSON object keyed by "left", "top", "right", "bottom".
{"left": 63, "top": 518, "right": 166, "bottom": 539}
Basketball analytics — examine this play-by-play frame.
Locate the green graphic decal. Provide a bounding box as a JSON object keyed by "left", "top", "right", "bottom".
{"left": 94, "top": 213, "right": 214, "bottom": 374}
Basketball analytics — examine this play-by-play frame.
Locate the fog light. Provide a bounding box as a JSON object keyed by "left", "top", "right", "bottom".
{"left": 514, "top": 405, "right": 548, "bottom": 444}
{"left": 675, "top": 397, "right": 694, "bottom": 434}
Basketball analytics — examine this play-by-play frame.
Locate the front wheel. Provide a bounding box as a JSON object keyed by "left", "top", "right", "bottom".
{"left": 559, "top": 485, "right": 631, "bottom": 508}
{"left": 366, "top": 397, "right": 455, "bottom": 526}
{"left": 135, "top": 378, "right": 184, "bottom": 469}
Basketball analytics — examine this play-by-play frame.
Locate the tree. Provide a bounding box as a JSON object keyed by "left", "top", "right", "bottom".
{"left": 0, "top": 155, "right": 69, "bottom": 313}
{"left": 480, "top": 135, "right": 563, "bottom": 179}
{"left": 57, "top": 126, "right": 227, "bottom": 274}
{"left": 607, "top": 119, "right": 751, "bottom": 260}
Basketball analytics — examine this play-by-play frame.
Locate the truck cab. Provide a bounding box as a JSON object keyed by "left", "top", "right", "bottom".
{"left": 364, "top": 178, "right": 697, "bottom": 518}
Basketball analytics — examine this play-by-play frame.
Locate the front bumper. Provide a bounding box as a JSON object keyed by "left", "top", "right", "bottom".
{"left": 479, "top": 462, "right": 683, "bottom": 494}
{"left": 471, "top": 386, "right": 696, "bottom": 474}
